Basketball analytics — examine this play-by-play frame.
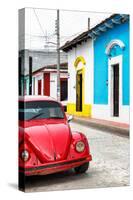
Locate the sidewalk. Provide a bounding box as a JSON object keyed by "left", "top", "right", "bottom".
{"left": 71, "top": 115, "right": 129, "bottom": 137}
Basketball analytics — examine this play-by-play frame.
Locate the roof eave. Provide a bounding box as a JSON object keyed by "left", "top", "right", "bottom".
{"left": 61, "top": 14, "right": 129, "bottom": 52}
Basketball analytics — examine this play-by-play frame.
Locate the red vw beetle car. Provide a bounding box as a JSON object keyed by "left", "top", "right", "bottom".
{"left": 19, "top": 96, "right": 92, "bottom": 180}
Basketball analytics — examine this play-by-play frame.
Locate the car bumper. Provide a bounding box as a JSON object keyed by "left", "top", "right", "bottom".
{"left": 19, "top": 155, "right": 92, "bottom": 176}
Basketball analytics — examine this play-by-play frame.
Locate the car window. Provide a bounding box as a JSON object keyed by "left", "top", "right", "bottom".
{"left": 19, "top": 101, "right": 64, "bottom": 121}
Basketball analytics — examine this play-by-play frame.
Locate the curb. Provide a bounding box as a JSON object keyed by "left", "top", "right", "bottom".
{"left": 72, "top": 117, "right": 129, "bottom": 137}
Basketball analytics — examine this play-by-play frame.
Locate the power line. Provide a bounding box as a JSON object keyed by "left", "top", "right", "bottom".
{"left": 20, "top": 30, "right": 87, "bottom": 44}
{"left": 33, "top": 8, "right": 46, "bottom": 38}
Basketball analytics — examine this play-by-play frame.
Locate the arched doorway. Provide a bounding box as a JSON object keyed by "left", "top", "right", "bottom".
{"left": 105, "top": 39, "right": 124, "bottom": 117}
{"left": 76, "top": 70, "right": 83, "bottom": 111}
{"left": 74, "top": 56, "right": 85, "bottom": 113}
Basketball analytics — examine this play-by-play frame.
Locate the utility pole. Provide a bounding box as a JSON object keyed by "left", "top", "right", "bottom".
{"left": 56, "top": 9, "right": 60, "bottom": 101}
{"left": 29, "top": 56, "right": 32, "bottom": 95}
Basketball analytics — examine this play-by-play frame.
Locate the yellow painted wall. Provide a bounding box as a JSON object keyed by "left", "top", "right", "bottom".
{"left": 67, "top": 103, "right": 92, "bottom": 117}
{"left": 67, "top": 56, "right": 92, "bottom": 117}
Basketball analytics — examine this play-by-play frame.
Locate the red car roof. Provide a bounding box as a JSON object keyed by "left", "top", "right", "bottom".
{"left": 19, "top": 95, "right": 57, "bottom": 102}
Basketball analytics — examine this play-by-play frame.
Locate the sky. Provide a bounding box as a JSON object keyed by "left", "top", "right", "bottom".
{"left": 19, "top": 8, "right": 112, "bottom": 50}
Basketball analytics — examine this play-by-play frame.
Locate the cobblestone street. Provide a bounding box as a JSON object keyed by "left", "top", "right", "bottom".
{"left": 25, "top": 122, "right": 129, "bottom": 192}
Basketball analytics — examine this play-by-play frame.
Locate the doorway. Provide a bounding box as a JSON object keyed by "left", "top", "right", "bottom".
{"left": 112, "top": 64, "right": 119, "bottom": 117}
{"left": 60, "top": 78, "right": 68, "bottom": 101}
{"left": 44, "top": 73, "right": 50, "bottom": 96}
{"left": 76, "top": 71, "right": 82, "bottom": 112}
{"left": 38, "top": 80, "right": 42, "bottom": 95}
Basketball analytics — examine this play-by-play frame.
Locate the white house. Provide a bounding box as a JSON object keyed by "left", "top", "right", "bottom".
{"left": 32, "top": 63, "right": 68, "bottom": 105}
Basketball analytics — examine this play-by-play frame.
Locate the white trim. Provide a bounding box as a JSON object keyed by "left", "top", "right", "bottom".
{"left": 105, "top": 39, "right": 125, "bottom": 55}
{"left": 108, "top": 55, "right": 122, "bottom": 117}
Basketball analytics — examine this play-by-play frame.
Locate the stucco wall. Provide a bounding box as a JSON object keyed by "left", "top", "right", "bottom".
{"left": 67, "top": 39, "right": 93, "bottom": 105}
{"left": 94, "top": 21, "right": 129, "bottom": 105}
{"left": 50, "top": 73, "right": 57, "bottom": 99}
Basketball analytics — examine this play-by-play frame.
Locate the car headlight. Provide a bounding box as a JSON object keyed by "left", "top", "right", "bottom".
{"left": 76, "top": 141, "right": 85, "bottom": 153}
{"left": 21, "top": 150, "right": 29, "bottom": 162}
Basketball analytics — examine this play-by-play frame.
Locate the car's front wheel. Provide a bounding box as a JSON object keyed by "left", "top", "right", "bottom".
{"left": 74, "top": 162, "right": 89, "bottom": 174}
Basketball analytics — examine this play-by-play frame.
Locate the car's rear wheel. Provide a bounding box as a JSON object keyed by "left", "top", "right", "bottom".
{"left": 74, "top": 162, "right": 89, "bottom": 174}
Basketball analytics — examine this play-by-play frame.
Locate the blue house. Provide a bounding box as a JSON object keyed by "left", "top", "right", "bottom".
{"left": 88, "top": 14, "right": 130, "bottom": 123}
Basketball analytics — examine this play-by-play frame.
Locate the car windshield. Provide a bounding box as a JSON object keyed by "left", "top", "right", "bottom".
{"left": 19, "top": 100, "right": 64, "bottom": 121}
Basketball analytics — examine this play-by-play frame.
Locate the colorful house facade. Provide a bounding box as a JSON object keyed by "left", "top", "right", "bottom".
{"left": 32, "top": 63, "right": 68, "bottom": 102}
{"left": 61, "top": 14, "right": 129, "bottom": 123}
{"left": 62, "top": 38, "right": 93, "bottom": 117}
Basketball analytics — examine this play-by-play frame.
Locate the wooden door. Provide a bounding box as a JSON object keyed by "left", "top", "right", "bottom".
{"left": 113, "top": 64, "right": 119, "bottom": 116}
{"left": 60, "top": 78, "right": 68, "bottom": 101}
{"left": 38, "top": 80, "right": 42, "bottom": 95}
{"left": 76, "top": 72, "right": 82, "bottom": 112}
{"left": 44, "top": 73, "right": 50, "bottom": 96}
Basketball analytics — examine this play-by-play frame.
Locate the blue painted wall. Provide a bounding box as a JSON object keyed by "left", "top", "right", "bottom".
{"left": 94, "top": 20, "right": 129, "bottom": 105}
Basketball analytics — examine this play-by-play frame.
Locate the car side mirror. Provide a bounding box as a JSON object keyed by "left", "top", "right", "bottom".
{"left": 67, "top": 115, "right": 73, "bottom": 123}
